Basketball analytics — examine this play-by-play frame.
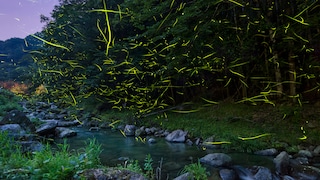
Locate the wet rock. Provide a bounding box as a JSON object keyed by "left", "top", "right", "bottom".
{"left": 0, "top": 110, "right": 35, "bottom": 132}
{"left": 57, "top": 120, "right": 79, "bottom": 127}
{"left": 165, "top": 129, "right": 187, "bottom": 143}
{"left": 200, "top": 153, "right": 232, "bottom": 167}
{"left": 252, "top": 166, "right": 273, "bottom": 180}
{"left": 232, "top": 165, "right": 255, "bottom": 180}
{"left": 274, "top": 151, "right": 290, "bottom": 176}
{"left": 313, "top": 145, "right": 320, "bottom": 154}
{"left": 219, "top": 169, "right": 236, "bottom": 180}
{"left": 135, "top": 128, "right": 146, "bottom": 137}
{"left": 290, "top": 165, "right": 320, "bottom": 180}
{"left": 290, "top": 157, "right": 309, "bottom": 166}
{"left": 55, "top": 127, "right": 77, "bottom": 138}
{"left": 298, "top": 150, "right": 313, "bottom": 158}
{"left": 124, "top": 125, "right": 136, "bottom": 136}
{"left": 79, "top": 168, "right": 148, "bottom": 180}
{"left": 0, "top": 124, "right": 25, "bottom": 134}
{"left": 255, "top": 148, "right": 278, "bottom": 156}
{"left": 148, "top": 137, "right": 156, "bottom": 144}
{"left": 173, "top": 172, "right": 194, "bottom": 180}
{"left": 36, "top": 121, "right": 58, "bottom": 136}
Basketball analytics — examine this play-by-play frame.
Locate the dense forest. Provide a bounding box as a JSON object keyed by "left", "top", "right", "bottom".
{"left": 4, "top": 0, "right": 320, "bottom": 115}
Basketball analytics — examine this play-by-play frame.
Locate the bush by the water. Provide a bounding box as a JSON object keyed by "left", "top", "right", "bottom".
{"left": 0, "top": 132, "right": 102, "bottom": 179}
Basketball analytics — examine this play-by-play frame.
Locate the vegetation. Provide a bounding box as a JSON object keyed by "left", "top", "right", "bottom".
{"left": 0, "top": 132, "right": 102, "bottom": 179}
{"left": 0, "top": 88, "right": 22, "bottom": 116}
{"left": 180, "top": 160, "right": 208, "bottom": 180}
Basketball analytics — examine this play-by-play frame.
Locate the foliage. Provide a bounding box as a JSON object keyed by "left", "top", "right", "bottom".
{"left": 143, "top": 154, "right": 154, "bottom": 179}
{"left": 0, "top": 88, "right": 22, "bottom": 116}
{"left": 0, "top": 132, "right": 102, "bottom": 180}
{"left": 29, "top": 0, "right": 320, "bottom": 118}
{"left": 180, "top": 160, "right": 208, "bottom": 180}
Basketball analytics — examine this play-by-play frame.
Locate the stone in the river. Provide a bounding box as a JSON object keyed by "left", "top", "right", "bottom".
{"left": 147, "top": 138, "right": 156, "bottom": 144}
{"left": 36, "top": 121, "right": 58, "bottom": 136}
{"left": 173, "top": 172, "right": 194, "bottom": 180}
{"left": 200, "top": 153, "right": 232, "bottom": 167}
{"left": 165, "top": 129, "right": 187, "bottom": 143}
{"left": 252, "top": 166, "right": 273, "bottom": 180}
{"left": 79, "top": 168, "right": 148, "bottom": 180}
{"left": 57, "top": 120, "right": 79, "bottom": 127}
{"left": 232, "top": 165, "right": 255, "bottom": 180}
{"left": 219, "top": 169, "right": 236, "bottom": 180}
{"left": 0, "top": 110, "right": 35, "bottom": 132}
{"left": 124, "top": 125, "right": 136, "bottom": 136}
{"left": 273, "top": 151, "right": 290, "bottom": 176}
{"left": 290, "top": 165, "right": 320, "bottom": 180}
{"left": 255, "top": 148, "right": 278, "bottom": 156}
{"left": 55, "top": 127, "right": 77, "bottom": 138}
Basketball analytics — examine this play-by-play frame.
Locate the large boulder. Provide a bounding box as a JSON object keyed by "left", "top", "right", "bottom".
{"left": 165, "top": 129, "right": 188, "bottom": 143}
{"left": 273, "top": 151, "right": 290, "bottom": 176}
{"left": 0, "top": 110, "right": 35, "bottom": 132}
{"left": 36, "top": 121, "right": 57, "bottom": 136}
{"left": 200, "top": 153, "right": 232, "bottom": 167}
{"left": 55, "top": 127, "right": 77, "bottom": 138}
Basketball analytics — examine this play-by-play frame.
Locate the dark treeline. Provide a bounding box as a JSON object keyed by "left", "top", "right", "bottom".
{"left": 31, "top": 0, "right": 320, "bottom": 114}
{"left": 0, "top": 36, "right": 42, "bottom": 81}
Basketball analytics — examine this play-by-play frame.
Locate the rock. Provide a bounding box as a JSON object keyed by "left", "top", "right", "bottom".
{"left": 55, "top": 127, "right": 77, "bottom": 138}
{"left": 200, "top": 153, "right": 232, "bottom": 167}
{"left": 219, "top": 169, "right": 236, "bottom": 180}
{"left": 202, "top": 136, "right": 220, "bottom": 149}
{"left": 79, "top": 168, "right": 148, "bottom": 180}
{"left": 273, "top": 151, "right": 290, "bottom": 176}
{"left": 124, "top": 125, "right": 136, "bottom": 136}
{"left": 313, "top": 145, "right": 320, "bottom": 154}
{"left": 36, "top": 121, "right": 58, "bottom": 136}
{"left": 255, "top": 148, "right": 278, "bottom": 156}
{"left": 0, "top": 124, "right": 25, "bottom": 134}
{"left": 148, "top": 138, "right": 156, "bottom": 144}
{"left": 57, "top": 120, "right": 79, "bottom": 127}
{"left": 290, "top": 157, "right": 309, "bottom": 166}
{"left": 165, "top": 129, "right": 187, "bottom": 143}
{"left": 232, "top": 165, "right": 255, "bottom": 180}
{"left": 135, "top": 128, "right": 146, "bottom": 137}
{"left": 0, "top": 110, "right": 35, "bottom": 132}
{"left": 173, "top": 172, "right": 194, "bottom": 180}
{"left": 252, "top": 166, "right": 273, "bottom": 180}
{"left": 20, "top": 141, "right": 44, "bottom": 153}
{"left": 290, "top": 165, "right": 320, "bottom": 180}
{"left": 298, "top": 150, "right": 313, "bottom": 158}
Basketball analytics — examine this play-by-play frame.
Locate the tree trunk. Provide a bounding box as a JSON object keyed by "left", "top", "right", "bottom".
{"left": 288, "top": 49, "right": 296, "bottom": 103}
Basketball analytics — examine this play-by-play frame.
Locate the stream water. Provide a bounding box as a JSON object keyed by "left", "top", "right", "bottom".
{"left": 57, "top": 128, "right": 275, "bottom": 179}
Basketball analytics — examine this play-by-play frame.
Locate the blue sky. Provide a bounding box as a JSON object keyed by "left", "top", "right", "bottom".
{"left": 0, "top": 0, "right": 59, "bottom": 41}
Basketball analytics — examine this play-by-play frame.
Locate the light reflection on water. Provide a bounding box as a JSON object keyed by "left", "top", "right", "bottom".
{"left": 56, "top": 128, "right": 274, "bottom": 179}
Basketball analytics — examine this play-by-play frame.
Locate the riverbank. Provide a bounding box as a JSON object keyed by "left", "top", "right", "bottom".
{"left": 97, "top": 102, "right": 320, "bottom": 153}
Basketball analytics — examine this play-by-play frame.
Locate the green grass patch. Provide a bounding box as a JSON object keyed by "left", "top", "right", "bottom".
{"left": 0, "top": 132, "right": 102, "bottom": 179}
{"left": 136, "top": 103, "right": 320, "bottom": 153}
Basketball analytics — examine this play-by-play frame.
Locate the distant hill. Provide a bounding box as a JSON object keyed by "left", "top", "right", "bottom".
{"left": 0, "top": 35, "right": 42, "bottom": 81}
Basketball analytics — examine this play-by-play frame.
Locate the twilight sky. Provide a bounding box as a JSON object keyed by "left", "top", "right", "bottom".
{"left": 0, "top": 0, "right": 60, "bottom": 41}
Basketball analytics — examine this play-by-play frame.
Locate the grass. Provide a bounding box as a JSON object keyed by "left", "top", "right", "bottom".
{"left": 0, "top": 88, "right": 22, "bottom": 116}
{"left": 0, "top": 132, "right": 102, "bottom": 180}
{"left": 97, "top": 102, "right": 320, "bottom": 153}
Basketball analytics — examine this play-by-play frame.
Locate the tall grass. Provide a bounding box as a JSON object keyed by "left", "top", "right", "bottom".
{"left": 0, "top": 132, "right": 102, "bottom": 179}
